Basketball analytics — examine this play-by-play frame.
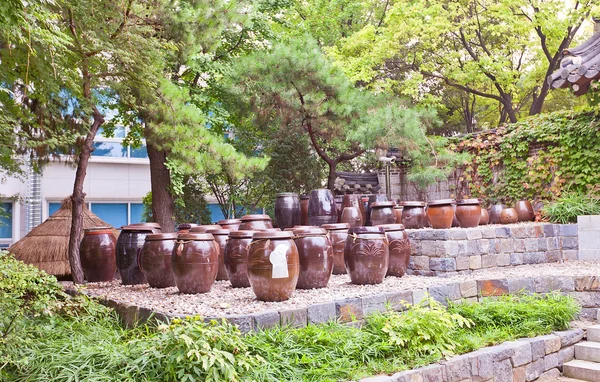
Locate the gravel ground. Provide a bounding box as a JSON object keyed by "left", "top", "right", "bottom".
{"left": 68, "top": 260, "right": 600, "bottom": 317}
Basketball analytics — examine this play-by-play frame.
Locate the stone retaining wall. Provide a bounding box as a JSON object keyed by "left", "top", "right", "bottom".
{"left": 406, "top": 223, "right": 578, "bottom": 277}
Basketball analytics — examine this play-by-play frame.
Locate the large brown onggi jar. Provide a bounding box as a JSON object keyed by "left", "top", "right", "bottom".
{"left": 515, "top": 200, "right": 535, "bottom": 222}
{"left": 427, "top": 199, "right": 455, "bottom": 229}
{"left": 172, "top": 233, "right": 219, "bottom": 293}
{"left": 344, "top": 227, "right": 389, "bottom": 285}
{"left": 300, "top": 195, "right": 310, "bottom": 225}
{"left": 116, "top": 225, "right": 157, "bottom": 285}
{"left": 342, "top": 194, "right": 366, "bottom": 226}
{"left": 217, "top": 219, "right": 242, "bottom": 231}
{"left": 366, "top": 194, "right": 388, "bottom": 226}
{"left": 370, "top": 201, "right": 396, "bottom": 226}
{"left": 400, "top": 201, "right": 427, "bottom": 229}
{"left": 80, "top": 227, "right": 117, "bottom": 282}
{"left": 322, "top": 223, "right": 350, "bottom": 275}
{"left": 190, "top": 225, "right": 222, "bottom": 233}
{"left": 128, "top": 222, "right": 161, "bottom": 231}
{"left": 500, "top": 208, "right": 519, "bottom": 224}
{"left": 308, "top": 189, "right": 337, "bottom": 226}
{"left": 376, "top": 224, "right": 410, "bottom": 277}
{"left": 177, "top": 223, "right": 198, "bottom": 234}
{"left": 394, "top": 206, "right": 403, "bottom": 224}
{"left": 224, "top": 230, "right": 255, "bottom": 287}
{"left": 274, "top": 193, "right": 301, "bottom": 230}
{"left": 488, "top": 204, "right": 506, "bottom": 224}
{"left": 247, "top": 230, "right": 299, "bottom": 301}
{"left": 455, "top": 199, "right": 482, "bottom": 228}
{"left": 340, "top": 206, "right": 362, "bottom": 228}
{"left": 239, "top": 214, "right": 273, "bottom": 231}
{"left": 292, "top": 227, "right": 334, "bottom": 289}
{"left": 140, "top": 233, "right": 177, "bottom": 288}
{"left": 206, "top": 228, "right": 230, "bottom": 281}
{"left": 479, "top": 209, "right": 490, "bottom": 225}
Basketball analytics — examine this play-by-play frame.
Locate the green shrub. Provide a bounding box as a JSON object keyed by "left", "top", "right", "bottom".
{"left": 542, "top": 191, "right": 600, "bottom": 223}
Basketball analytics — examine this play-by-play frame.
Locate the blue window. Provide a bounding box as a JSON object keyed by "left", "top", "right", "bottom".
{"left": 130, "top": 203, "right": 145, "bottom": 224}
{"left": 92, "top": 141, "right": 128, "bottom": 157}
{"left": 0, "top": 202, "right": 13, "bottom": 239}
{"left": 49, "top": 202, "right": 61, "bottom": 216}
{"left": 208, "top": 204, "right": 226, "bottom": 223}
{"left": 130, "top": 144, "right": 148, "bottom": 158}
{"left": 90, "top": 203, "right": 128, "bottom": 228}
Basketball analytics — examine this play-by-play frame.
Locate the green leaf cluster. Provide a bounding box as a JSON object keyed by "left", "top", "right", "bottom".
{"left": 542, "top": 191, "right": 600, "bottom": 224}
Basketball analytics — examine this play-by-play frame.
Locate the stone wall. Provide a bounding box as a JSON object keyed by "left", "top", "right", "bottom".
{"left": 406, "top": 223, "right": 578, "bottom": 276}
{"left": 577, "top": 215, "right": 600, "bottom": 261}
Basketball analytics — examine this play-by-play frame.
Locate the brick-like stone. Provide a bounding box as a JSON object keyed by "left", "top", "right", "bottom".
{"left": 481, "top": 254, "right": 497, "bottom": 269}
{"left": 421, "top": 241, "right": 446, "bottom": 257}
{"left": 578, "top": 307, "right": 599, "bottom": 320}
{"left": 434, "top": 271, "right": 458, "bottom": 277}
{"left": 525, "top": 358, "right": 545, "bottom": 381}
{"left": 413, "top": 289, "right": 428, "bottom": 305}
{"left": 443, "top": 355, "right": 471, "bottom": 382}
{"left": 470, "top": 255, "right": 482, "bottom": 270}
{"left": 446, "top": 241, "right": 468, "bottom": 257}
{"left": 421, "top": 364, "right": 445, "bottom": 382}
{"left": 226, "top": 314, "right": 255, "bottom": 333}
{"left": 525, "top": 238, "right": 539, "bottom": 252}
{"left": 410, "top": 240, "right": 421, "bottom": 255}
{"left": 468, "top": 349, "right": 494, "bottom": 380}
{"left": 558, "top": 346, "right": 575, "bottom": 367}
{"left": 448, "top": 229, "right": 468, "bottom": 240}
{"left": 494, "top": 359, "right": 513, "bottom": 382}
{"left": 543, "top": 224, "right": 556, "bottom": 237}
{"left": 491, "top": 342, "right": 519, "bottom": 361}
{"left": 562, "top": 249, "right": 578, "bottom": 261}
{"left": 546, "top": 237, "right": 560, "bottom": 250}
{"left": 511, "top": 226, "right": 528, "bottom": 239}
{"left": 430, "top": 258, "right": 457, "bottom": 271}
{"left": 544, "top": 352, "right": 558, "bottom": 371}
{"left": 534, "top": 276, "right": 575, "bottom": 293}
{"left": 571, "top": 292, "right": 600, "bottom": 308}
{"left": 478, "top": 279, "right": 509, "bottom": 297}
{"left": 513, "top": 366, "right": 526, "bottom": 382}
{"left": 561, "top": 236, "right": 578, "bottom": 250}
{"left": 536, "top": 334, "right": 561, "bottom": 354}
{"left": 519, "top": 337, "right": 545, "bottom": 361}
{"left": 496, "top": 227, "right": 511, "bottom": 238}
{"left": 554, "top": 328, "right": 584, "bottom": 347}
{"left": 575, "top": 276, "right": 600, "bottom": 291}
{"left": 482, "top": 227, "right": 497, "bottom": 239}
{"left": 510, "top": 341, "right": 532, "bottom": 367}
{"left": 307, "top": 302, "right": 336, "bottom": 325}
{"left": 488, "top": 239, "right": 500, "bottom": 254}
{"left": 456, "top": 256, "right": 470, "bottom": 271}
{"left": 510, "top": 253, "right": 524, "bottom": 265}
{"left": 280, "top": 308, "right": 307, "bottom": 328}
{"left": 335, "top": 298, "right": 363, "bottom": 322}
{"left": 391, "top": 369, "right": 424, "bottom": 382}
{"left": 384, "top": 290, "right": 413, "bottom": 311}
{"left": 577, "top": 249, "right": 600, "bottom": 261}
{"left": 429, "top": 283, "right": 461, "bottom": 304}
{"left": 559, "top": 224, "right": 578, "bottom": 237}
{"left": 508, "top": 277, "right": 535, "bottom": 294}
{"left": 410, "top": 256, "right": 430, "bottom": 270}
{"left": 421, "top": 229, "right": 450, "bottom": 241}
{"left": 523, "top": 252, "right": 546, "bottom": 264}
{"left": 460, "top": 280, "right": 478, "bottom": 298}
{"left": 362, "top": 294, "right": 388, "bottom": 316}
{"left": 513, "top": 239, "right": 526, "bottom": 253}
{"left": 253, "top": 310, "right": 280, "bottom": 330}
{"left": 537, "top": 368, "right": 560, "bottom": 381}
{"left": 496, "top": 253, "right": 511, "bottom": 267}
{"left": 466, "top": 228, "right": 483, "bottom": 240}
{"left": 500, "top": 238, "right": 514, "bottom": 253}
{"left": 537, "top": 238, "right": 548, "bottom": 251}
{"left": 545, "top": 250, "right": 562, "bottom": 263}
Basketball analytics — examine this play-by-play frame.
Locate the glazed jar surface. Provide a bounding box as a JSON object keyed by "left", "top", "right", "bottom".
{"left": 308, "top": 189, "right": 337, "bottom": 226}
{"left": 217, "top": 219, "right": 241, "bottom": 231}
{"left": 400, "top": 202, "right": 427, "bottom": 229}
{"left": 247, "top": 231, "right": 299, "bottom": 301}
{"left": 366, "top": 194, "right": 388, "bottom": 226}
{"left": 500, "top": 208, "right": 519, "bottom": 224}
{"left": 274, "top": 193, "right": 301, "bottom": 230}
{"left": 206, "top": 229, "right": 231, "bottom": 281}
{"left": 342, "top": 194, "right": 366, "bottom": 226}
{"left": 176, "top": 223, "right": 198, "bottom": 234}
{"left": 340, "top": 206, "right": 362, "bottom": 228}
{"left": 488, "top": 204, "right": 506, "bottom": 224}
{"left": 239, "top": 214, "right": 273, "bottom": 231}
{"left": 172, "top": 233, "right": 219, "bottom": 294}
{"left": 479, "top": 209, "right": 489, "bottom": 225}
{"left": 224, "top": 230, "right": 255, "bottom": 287}
{"left": 427, "top": 199, "right": 455, "bottom": 229}
{"left": 116, "top": 225, "right": 154, "bottom": 285}
{"left": 394, "top": 206, "right": 403, "bottom": 224}
{"left": 455, "top": 199, "right": 482, "bottom": 228}
{"left": 370, "top": 201, "right": 396, "bottom": 226}
{"left": 80, "top": 227, "right": 117, "bottom": 282}
{"left": 300, "top": 195, "right": 310, "bottom": 225}
{"left": 322, "top": 223, "right": 350, "bottom": 275}
{"left": 344, "top": 227, "right": 389, "bottom": 285}
{"left": 140, "top": 233, "right": 177, "bottom": 288}
{"left": 376, "top": 224, "right": 410, "bottom": 277}
{"left": 335, "top": 196, "right": 344, "bottom": 223}
{"left": 293, "top": 227, "right": 334, "bottom": 289}
{"left": 515, "top": 200, "right": 535, "bottom": 221}
{"left": 190, "top": 225, "right": 222, "bottom": 233}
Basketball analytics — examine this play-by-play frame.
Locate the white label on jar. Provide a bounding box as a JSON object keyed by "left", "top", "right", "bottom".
{"left": 270, "top": 244, "right": 289, "bottom": 279}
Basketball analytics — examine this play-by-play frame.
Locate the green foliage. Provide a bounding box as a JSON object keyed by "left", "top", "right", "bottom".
{"left": 542, "top": 191, "right": 600, "bottom": 224}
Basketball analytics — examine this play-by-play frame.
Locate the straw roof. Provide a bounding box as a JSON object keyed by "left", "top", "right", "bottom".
{"left": 8, "top": 197, "right": 116, "bottom": 276}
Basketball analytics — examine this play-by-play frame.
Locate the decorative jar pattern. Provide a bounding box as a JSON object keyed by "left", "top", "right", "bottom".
{"left": 344, "top": 227, "right": 389, "bottom": 285}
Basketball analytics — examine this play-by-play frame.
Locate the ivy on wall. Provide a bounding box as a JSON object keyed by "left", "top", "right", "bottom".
{"left": 450, "top": 110, "right": 600, "bottom": 205}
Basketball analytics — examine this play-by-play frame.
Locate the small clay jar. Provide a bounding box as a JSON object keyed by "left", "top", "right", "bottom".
{"left": 366, "top": 194, "right": 388, "bottom": 226}
{"left": 140, "top": 233, "right": 177, "bottom": 288}
{"left": 393, "top": 206, "right": 403, "bottom": 224}
{"left": 177, "top": 223, "right": 198, "bottom": 234}
{"left": 300, "top": 195, "right": 310, "bottom": 225}
{"left": 344, "top": 226, "right": 389, "bottom": 285}
{"left": 274, "top": 193, "right": 301, "bottom": 230}
{"left": 217, "top": 219, "right": 241, "bottom": 231}
{"left": 206, "top": 228, "right": 230, "bottom": 281}
{"left": 247, "top": 230, "right": 300, "bottom": 301}
{"left": 479, "top": 209, "right": 490, "bottom": 225}
{"left": 500, "top": 208, "right": 519, "bottom": 224}
{"left": 399, "top": 201, "right": 427, "bottom": 229}
{"left": 80, "top": 227, "right": 117, "bottom": 282}
{"left": 376, "top": 224, "right": 410, "bottom": 277}
{"left": 172, "top": 233, "right": 219, "bottom": 294}
{"left": 342, "top": 194, "right": 366, "bottom": 226}
{"left": 190, "top": 225, "right": 222, "bottom": 233}
{"left": 322, "top": 223, "right": 350, "bottom": 275}
{"left": 515, "top": 200, "right": 535, "bottom": 222}
{"left": 239, "top": 214, "right": 273, "bottom": 231}
{"left": 224, "top": 230, "right": 255, "bottom": 288}
{"left": 334, "top": 195, "right": 344, "bottom": 223}
{"left": 370, "top": 201, "right": 396, "bottom": 226}
{"left": 116, "top": 225, "right": 155, "bottom": 285}
{"left": 292, "top": 227, "right": 334, "bottom": 289}
{"left": 455, "top": 199, "right": 482, "bottom": 228}
{"left": 488, "top": 204, "right": 506, "bottom": 224}
{"left": 308, "top": 189, "right": 337, "bottom": 226}
{"left": 340, "top": 206, "right": 362, "bottom": 228}
{"left": 427, "top": 199, "right": 455, "bottom": 229}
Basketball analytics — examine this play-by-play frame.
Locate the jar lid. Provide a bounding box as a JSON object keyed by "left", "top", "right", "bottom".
{"left": 217, "top": 219, "right": 241, "bottom": 225}
{"left": 229, "top": 230, "right": 256, "bottom": 239}
{"left": 129, "top": 222, "right": 161, "bottom": 229}
{"left": 276, "top": 192, "right": 299, "bottom": 197}
{"left": 84, "top": 227, "right": 113, "bottom": 234}
{"left": 256, "top": 228, "right": 281, "bottom": 232}
{"left": 348, "top": 226, "right": 385, "bottom": 235}
{"left": 427, "top": 199, "right": 455, "bottom": 206}
{"left": 146, "top": 233, "right": 178, "bottom": 241}
{"left": 206, "top": 228, "right": 231, "bottom": 236}
{"left": 375, "top": 223, "right": 406, "bottom": 231}
{"left": 292, "top": 227, "right": 327, "bottom": 235}
{"left": 371, "top": 201, "right": 395, "bottom": 208}
{"left": 190, "top": 225, "right": 222, "bottom": 233}
{"left": 399, "top": 201, "right": 426, "bottom": 207}
{"left": 240, "top": 214, "right": 272, "bottom": 221}
{"left": 321, "top": 223, "right": 350, "bottom": 230}
{"left": 176, "top": 233, "right": 214, "bottom": 241}
{"left": 120, "top": 225, "right": 155, "bottom": 232}
{"left": 252, "top": 231, "right": 294, "bottom": 239}
{"left": 177, "top": 223, "right": 198, "bottom": 231}
{"left": 300, "top": 195, "right": 310, "bottom": 200}
{"left": 456, "top": 198, "right": 480, "bottom": 205}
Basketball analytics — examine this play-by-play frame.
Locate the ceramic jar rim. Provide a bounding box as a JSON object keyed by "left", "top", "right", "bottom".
{"left": 206, "top": 228, "right": 231, "bottom": 236}
{"left": 399, "top": 201, "right": 426, "bottom": 207}
{"left": 427, "top": 199, "right": 455, "bottom": 206}
{"left": 252, "top": 231, "right": 294, "bottom": 239}
{"left": 348, "top": 226, "right": 385, "bottom": 235}
{"left": 456, "top": 198, "right": 480, "bottom": 205}
{"left": 229, "top": 230, "right": 256, "bottom": 238}
{"left": 240, "top": 214, "right": 272, "bottom": 221}
{"left": 292, "top": 227, "right": 328, "bottom": 235}
{"left": 300, "top": 195, "right": 310, "bottom": 200}
{"left": 120, "top": 225, "right": 155, "bottom": 232}
{"left": 84, "top": 227, "right": 113, "bottom": 234}
{"left": 217, "top": 219, "right": 241, "bottom": 225}
{"left": 190, "top": 225, "right": 221, "bottom": 233}
{"left": 146, "top": 233, "right": 178, "bottom": 241}
{"left": 128, "top": 222, "right": 161, "bottom": 228}
{"left": 176, "top": 233, "right": 215, "bottom": 241}
{"left": 321, "top": 223, "right": 350, "bottom": 230}
{"left": 375, "top": 223, "right": 406, "bottom": 231}
{"left": 371, "top": 201, "right": 395, "bottom": 208}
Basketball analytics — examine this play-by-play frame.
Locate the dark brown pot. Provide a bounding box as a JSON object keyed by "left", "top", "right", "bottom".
{"left": 128, "top": 222, "right": 161, "bottom": 231}
{"left": 190, "top": 225, "right": 222, "bottom": 233}
{"left": 500, "top": 208, "right": 519, "bottom": 224}
{"left": 488, "top": 204, "right": 506, "bottom": 224}
{"left": 239, "top": 214, "right": 273, "bottom": 231}
{"left": 247, "top": 231, "right": 299, "bottom": 302}
{"left": 515, "top": 200, "right": 535, "bottom": 222}
{"left": 399, "top": 201, "right": 427, "bottom": 229}
{"left": 140, "top": 233, "right": 177, "bottom": 288}
{"left": 479, "top": 209, "right": 490, "bottom": 225}
{"left": 394, "top": 206, "right": 403, "bottom": 224}
{"left": 172, "top": 233, "right": 219, "bottom": 294}
{"left": 177, "top": 223, "right": 198, "bottom": 234}
{"left": 80, "top": 227, "right": 117, "bottom": 282}
{"left": 455, "top": 199, "right": 482, "bottom": 228}
{"left": 274, "top": 193, "right": 301, "bottom": 230}
{"left": 342, "top": 194, "right": 366, "bottom": 226}
{"left": 308, "top": 189, "right": 337, "bottom": 226}
{"left": 335, "top": 195, "right": 344, "bottom": 223}
{"left": 217, "top": 219, "right": 241, "bottom": 231}
{"left": 224, "top": 230, "right": 255, "bottom": 288}
{"left": 376, "top": 224, "right": 410, "bottom": 277}
{"left": 116, "top": 225, "right": 155, "bottom": 285}
{"left": 370, "top": 201, "right": 396, "bottom": 226}
{"left": 340, "top": 206, "right": 362, "bottom": 228}
{"left": 300, "top": 195, "right": 310, "bottom": 225}
{"left": 322, "top": 223, "right": 349, "bottom": 275}
{"left": 344, "top": 226, "right": 389, "bottom": 285}
{"left": 366, "top": 194, "right": 388, "bottom": 226}
{"left": 427, "top": 199, "right": 455, "bottom": 229}
{"left": 206, "top": 228, "right": 230, "bottom": 281}
{"left": 292, "top": 227, "right": 334, "bottom": 289}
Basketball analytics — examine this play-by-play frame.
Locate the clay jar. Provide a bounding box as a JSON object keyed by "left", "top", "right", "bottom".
{"left": 274, "top": 193, "right": 301, "bottom": 230}
{"left": 488, "top": 204, "right": 506, "bottom": 224}
{"left": 300, "top": 195, "right": 310, "bottom": 225}
{"left": 129, "top": 222, "right": 161, "bottom": 231}
{"left": 366, "top": 194, "right": 388, "bottom": 226}
{"left": 370, "top": 201, "right": 396, "bottom": 226}
{"left": 224, "top": 230, "right": 255, "bottom": 287}
{"left": 172, "top": 233, "right": 219, "bottom": 294}
{"left": 322, "top": 223, "right": 350, "bottom": 275}
{"left": 206, "top": 228, "right": 230, "bottom": 281}
{"left": 140, "top": 233, "right": 177, "bottom": 288}
{"left": 455, "top": 199, "right": 482, "bottom": 228}
{"left": 479, "top": 209, "right": 490, "bottom": 225}
{"left": 399, "top": 202, "right": 427, "bottom": 229}
{"left": 342, "top": 194, "right": 366, "bottom": 226}
{"left": 116, "top": 225, "right": 156, "bottom": 285}
{"left": 515, "top": 200, "right": 535, "bottom": 222}
{"left": 190, "top": 225, "right": 222, "bottom": 233}
{"left": 344, "top": 226, "right": 389, "bottom": 285}
{"left": 427, "top": 199, "right": 455, "bottom": 229}
{"left": 292, "top": 227, "right": 334, "bottom": 289}
{"left": 394, "top": 206, "right": 403, "bottom": 224}
{"left": 334, "top": 195, "right": 344, "bottom": 223}
{"left": 340, "top": 206, "right": 362, "bottom": 228}
{"left": 239, "top": 214, "right": 273, "bottom": 231}
{"left": 376, "top": 224, "right": 410, "bottom": 277}
{"left": 500, "top": 208, "right": 519, "bottom": 224}
{"left": 247, "top": 230, "right": 299, "bottom": 302}
{"left": 308, "top": 189, "right": 337, "bottom": 226}
{"left": 177, "top": 223, "right": 198, "bottom": 234}
{"left": 217, "top": 219, "right": 241, "bottom": 231}
{"left": 80, "top": 227, "right": 117, "bottom": 282}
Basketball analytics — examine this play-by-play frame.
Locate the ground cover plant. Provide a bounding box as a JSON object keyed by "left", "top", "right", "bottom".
{"left": 0, "top": 252, "right": 580, "bottom": 381}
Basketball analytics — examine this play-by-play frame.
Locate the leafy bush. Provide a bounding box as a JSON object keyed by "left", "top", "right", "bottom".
{"left": 542, "top": 191, "right": 600, "bottom": 223}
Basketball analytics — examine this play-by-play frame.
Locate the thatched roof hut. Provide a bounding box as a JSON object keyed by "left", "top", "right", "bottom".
{"left": 8, "top": 198, "right": 116, "bottom": 276}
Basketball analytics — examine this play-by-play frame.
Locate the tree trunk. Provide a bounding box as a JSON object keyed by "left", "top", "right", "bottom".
{"left": 146, "top": 140, "right": 176, "bottom": 232}
{"left": 327, "top": 161, "right": 338, "bottom": 190}
{"left": 68, "top": 110, "right": 104, "bottom": 284}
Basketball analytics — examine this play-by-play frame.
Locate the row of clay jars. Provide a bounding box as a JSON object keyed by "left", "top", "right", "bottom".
{"left": 489, "top": 201, "right": 535, "bottom": 224}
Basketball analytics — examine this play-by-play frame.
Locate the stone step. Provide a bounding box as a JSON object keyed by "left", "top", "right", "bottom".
{"left": 575, "top": 342, "right": 600, "bottom": 363}
{"left": 563, "top": 360, "right": 600, "bottom": 382}
{"left": 586, "top": 325, "right": 600, "bottom": 342}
